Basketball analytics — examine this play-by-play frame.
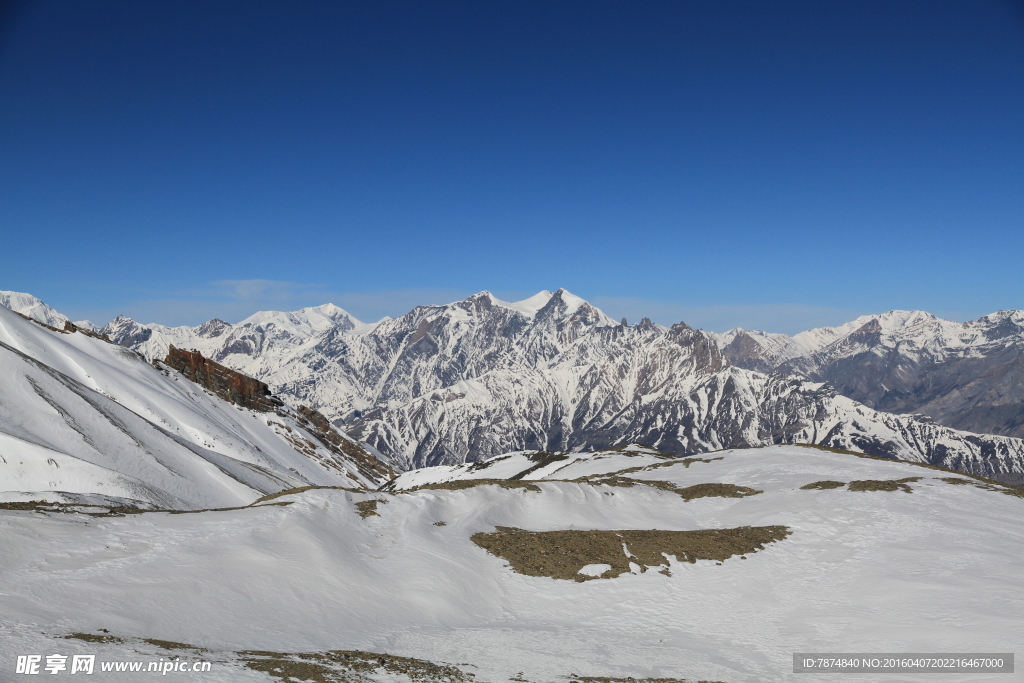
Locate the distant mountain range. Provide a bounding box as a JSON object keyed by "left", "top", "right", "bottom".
{"left": 1, "top": 288, "right": 1002, "bottom": 484}
{"left": 716, "top": 309, "right": 1024, "bottom": 438}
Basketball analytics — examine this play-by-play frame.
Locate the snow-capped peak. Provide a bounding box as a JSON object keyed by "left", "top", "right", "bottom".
{"left": 239, "top": 303, "right": 363, "bottom": 334}
{"left": 490, "top": 290, "right": 555, "bottom": 317}
{"left": 0, "top": 290, "right": 70, "bottom": 328}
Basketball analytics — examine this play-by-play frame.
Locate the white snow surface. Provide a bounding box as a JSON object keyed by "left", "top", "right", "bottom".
{"left": 0, "top": 290, "right": 70, "bottom": 328}
{"left": 1, "top": 445, "right": 1020, "bottom": 681}
{"left": 0, "top": 306, "right": 388, "bottom": 509}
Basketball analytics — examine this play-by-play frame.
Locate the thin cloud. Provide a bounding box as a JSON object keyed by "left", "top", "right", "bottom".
{"left": 210, "top": 280, "right": 328, "bottom": 302}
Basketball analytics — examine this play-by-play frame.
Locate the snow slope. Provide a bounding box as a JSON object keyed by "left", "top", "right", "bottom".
{"left": 0, "top": 306, "right": 391, "bottom": 509}
{"left": 1, "top": 445, "right": 1020, "bottom": 681}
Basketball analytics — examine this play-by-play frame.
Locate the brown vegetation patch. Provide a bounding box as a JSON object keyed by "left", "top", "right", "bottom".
{"left": 936, "top": 476, "right": 1024, "bottom": 499}
{"left": 800, "top": 480, "right": 846, "bottom": 490}
{"left": 602, "top": 443, "right": 677, "bottom": 459}
{"left": 142, "top": 638, "right": 206, "bottom": 651}
{"left": 847, "top": 477, "right": 921, "bottom": 493}
{"left": 405, "top": 479, "right": 542, "bottom": 493}
{"left": 355, "top": 499, "right": 386, "bottom": 518}
{"left": 577, "top": 476, "right": 761, "bottom": 502}
{"left": 679, "top": 456, "right": 725, "bottom": 468}
{"left": 789, "top": 443, "right": 1024, "bottom": 491}
{"left": 471, "top": 525, "right": 790, "bottom": 581}
{"left": 465, "top": 455, "right": 511, "bottom": 472}
{"left": 64, "top": 632, "right": 124, "bottom": 644}
{"left": 241, "top": 649, "right": 472, "bottom": 683}
{"left": 672, "top": 483, "right": 762, "bottom": 501}
{"left": 0, "top": 500, "right": 153, "bottom": 517}
{"left": 509, "top": 450, "right": 571, "bottom": 480}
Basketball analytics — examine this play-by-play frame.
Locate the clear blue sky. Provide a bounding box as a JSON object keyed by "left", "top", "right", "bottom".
{"left": 2, "top": 1, "right": 1022, "bottom": 332}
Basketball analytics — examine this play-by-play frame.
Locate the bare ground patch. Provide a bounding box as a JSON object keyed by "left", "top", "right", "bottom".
{"left": 937, "top": 476, "right": 1024, "bottom": 499}
{"left": 509, "top": 450, "right": 571, "bottom": 480}
{"left": 576, "top": 475, "right": 761, "bottom": 502}
{"left": 241, "top": 649, "right": 473, "bottom": 683}
{"left": 472, "top": 525, "right": 791, "bottom": 581}
{"left": 847, "top": 477, "right": 921, "bottom": 493}
{"left": 800, "top": 481, "right": 846, "bottom": 490}
{"left": 404, "top": 479, "right": 542, "bottom": 493}
{"left": 64, "top": 632, "right": 124, "bottom": 644}
{"left": 355, "top": 499, "right": 387, "bottom": 518}
{"left": 63, "top": 633, "right": 475, "bottom": 682}
{"left": 788, "top": 443, "right": 1024, "bottom": 495}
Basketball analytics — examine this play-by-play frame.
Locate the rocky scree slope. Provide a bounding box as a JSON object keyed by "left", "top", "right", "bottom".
{"left": 92, "top": 290, "right": 1024, "bottom": 484}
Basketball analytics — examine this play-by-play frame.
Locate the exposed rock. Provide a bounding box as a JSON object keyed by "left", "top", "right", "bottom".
{"left": 164, "top": 346, "right": 283, "bottom": 412}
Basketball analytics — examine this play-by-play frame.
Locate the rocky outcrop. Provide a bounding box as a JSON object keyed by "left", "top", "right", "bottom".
{"left": 295, "top": 405, "right": 395, "bottom": 484}
{"left": 63, "top": 320, "right": 112, "bottom": 342}
{"left": 164, "top": 346, "right": 283, "bottom": 413}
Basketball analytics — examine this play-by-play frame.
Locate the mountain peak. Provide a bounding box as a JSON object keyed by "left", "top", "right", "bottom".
{"left": 490, "top": 290, "right": 554, "bottom": 317}
{"left": 0, "top": 290, "right": 70, "bottom": 328}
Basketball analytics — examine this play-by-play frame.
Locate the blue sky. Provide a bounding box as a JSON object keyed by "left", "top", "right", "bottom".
{"left": 2, "top": 1, "right": 1022, "bottom": 332}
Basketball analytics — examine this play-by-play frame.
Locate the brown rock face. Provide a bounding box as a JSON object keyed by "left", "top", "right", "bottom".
{"left": 295, "top": 405, "right": 395, "bottom": 483}
{"left": 164, "top": 346, "right": 283, "bottom": 412}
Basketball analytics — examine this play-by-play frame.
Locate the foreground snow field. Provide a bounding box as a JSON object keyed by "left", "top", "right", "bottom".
{"left": 2, "top": 445, "right": 1021, "bottom": 682}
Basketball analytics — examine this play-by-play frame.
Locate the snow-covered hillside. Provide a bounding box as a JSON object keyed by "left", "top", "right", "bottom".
{"left": 2, "top": 445, "right": 1020, "bottom": 681}
{"left": 0, "top": 306, "right": 392, "bottom": 509}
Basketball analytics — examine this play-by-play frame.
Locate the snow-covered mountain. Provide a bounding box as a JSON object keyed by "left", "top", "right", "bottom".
{"left": 718, "top": 309, "right": 1024, "bottom": 438}
{"left": 0, "top": 290, "right": 71, "bottom": 328}
{"left": 0, "top": 305, "right": 392, "bottom": 509}
{"left": 93, "top": 289, "right": 1024, "bottom": 483}
{"left": 3, "top": 444, "right": 1021, "bottom": 681}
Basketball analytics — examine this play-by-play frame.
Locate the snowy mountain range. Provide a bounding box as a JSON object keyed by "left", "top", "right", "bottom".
{"left": 42, "top": 288, "right": 1018, "bottom": 484}
{"left": 2, "top": 289, "right": 1024, "bottom": 680}
{"left": 717, "top": 309, "right": 1024, "bottom": 438}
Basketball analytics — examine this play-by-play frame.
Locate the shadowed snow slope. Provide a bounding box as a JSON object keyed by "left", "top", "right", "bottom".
{"left": 0, "top": 306, "right": 391, "bottom": 509}
{"left": 0, "top": 445, "right": 1020, "bottom": 681}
